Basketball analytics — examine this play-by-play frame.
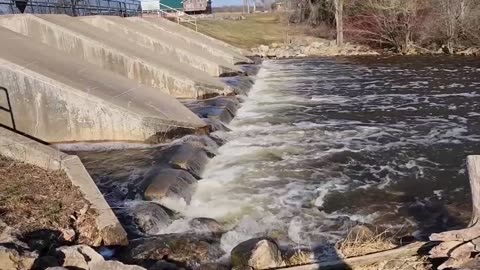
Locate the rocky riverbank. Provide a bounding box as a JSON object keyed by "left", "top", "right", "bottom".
{"left": 250, "top": 37, "right": 480, "bottom": 59}
{"left": 250, "top": 37, "right": 379, "bottom": 59}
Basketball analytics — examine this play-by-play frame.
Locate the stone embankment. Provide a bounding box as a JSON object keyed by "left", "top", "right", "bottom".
{"left": 251, "top": 38, "right": 379, "bottom": 59}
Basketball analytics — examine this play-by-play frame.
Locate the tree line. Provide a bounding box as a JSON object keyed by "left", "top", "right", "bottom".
{"left": 289, "top": 0, "right": 480, "bottom": 53}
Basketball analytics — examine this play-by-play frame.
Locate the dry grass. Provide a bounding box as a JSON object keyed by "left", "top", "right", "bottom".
{"left": 0, "top": 156, "right": 96, "bottom": 238}
{"left": 189, "top": 13, "right": 288, "bottom": 48}
{"left": 338, "top": 227, "right": 396, "bottom": 258}
{"left": 338, "top": 226, "right": 431, "bottom": 270}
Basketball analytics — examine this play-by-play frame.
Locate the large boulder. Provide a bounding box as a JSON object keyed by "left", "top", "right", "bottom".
{"left": 0, "top": 245, "right": 37, "bottom": 270}
{"left": 230, "top": 237, "right": 284, "bottom": 269}
{"left": 142, "top": 168, "right": 197, "bottom": 207}
{"left": 122, "top": 233, "right": 224, "bottom": 268}
{"left": 189, "top": 218, "right": 224, "bottom": 234}
{"left": 159, "top": 143, "right": 210, "bottom": 179}
{"left": 128, "top": 201, "right": 172, "bottom": 235}
{"left": 57, "top": 245, "right": 103, "bottom": 269}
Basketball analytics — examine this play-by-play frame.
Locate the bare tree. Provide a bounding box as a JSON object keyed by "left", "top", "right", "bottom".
{"left": 345, "top": 0, "right": 426, "bottom": 53}
{"left": 334, "top": 0, "right": 344, "bottom": 45}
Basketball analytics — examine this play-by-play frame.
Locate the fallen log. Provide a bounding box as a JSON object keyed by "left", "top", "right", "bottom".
{"left": 271, "top": 242, "right": 429, "bottom": 270}
{"left": 428, "top": 155, "right": 480, "bottom": 269}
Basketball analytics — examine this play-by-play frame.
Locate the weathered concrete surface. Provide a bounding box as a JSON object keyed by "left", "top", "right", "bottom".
{"left": 0, "top": 14, "right": 233, "bottom": 99}
{"left": 0, "top": 26, "right": 207, "bottom": 143}
{"left": 0, "top": 127, "right": 128, "bottom": 246}
{"left": 129, "top": 17, "right": 253, "bottom": 64}
{"left": 80, "top": 16, "right": 242, "bottom": 77}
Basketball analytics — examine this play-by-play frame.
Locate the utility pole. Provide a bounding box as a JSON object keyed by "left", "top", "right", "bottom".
{"left": 334, "top": 0, "right": 344, "bottom": 46}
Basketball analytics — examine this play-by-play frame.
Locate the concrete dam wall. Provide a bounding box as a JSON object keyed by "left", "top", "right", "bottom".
{"left": 0, "top": 14, "right": 251, "bottom": 143}
{"left": 0, "top": 14, "right": 233, "bottom": 99}
{"left": 0, "top": 26, "right": 208, "bottom": 143}
{"left": 135, "top": 17, "right": 253, "bottom": 64}
{"left": 79, "top": 16, "right": 242, "bottom": 77}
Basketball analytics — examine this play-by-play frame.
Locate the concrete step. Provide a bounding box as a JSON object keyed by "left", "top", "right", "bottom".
{"left": 0, "top": 14, "right": 232, "bottom": 99}
{"left": 131, "top": 17, "right": 253, "bottom": 64}
{"left": 0, "top": 26, "right": 207, "bottom": 143}
{"left": 80, "top": 16, "right": 243, "bottom": 77}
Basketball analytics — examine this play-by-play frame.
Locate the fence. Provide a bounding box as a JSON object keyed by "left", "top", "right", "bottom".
{"left": 141, "top": 1, "right": 197, "bottom": 31}
{"left": 0, "top": 0, "right": 141, "bottom": 16}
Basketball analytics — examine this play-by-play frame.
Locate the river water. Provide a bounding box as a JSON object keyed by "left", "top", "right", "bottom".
{"left": 69, "top": 56, "right": 480, "bottom": 254}
{"left": 181, "top": 56, "right": 480, "bottom": 251}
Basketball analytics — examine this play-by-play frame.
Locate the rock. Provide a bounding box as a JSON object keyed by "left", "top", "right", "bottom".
{"left": 57, "top": 245, "right": 103, "bottom": 269}
{"left": 33, "top": 255, "right": 61, "bottom": 269}
{"left": 166, "top": 143, "right": 210, "bottom": 179}
{"left": 189, "top": 218, "right": 224, "bottom": 234}
{"left": 60, "top": 228, "right": 76, "bottom": 242}
{"left": 230, "top": 237, "right": 284, "bottom": 269}
{"left": 0, "top": 245, "right": 37, "bottom": 270}
{"left": 122, "top": 233, "right": 224, "bottom": 267}
{"left": 88, "top": 260, "right": 147, "bottom": 270}
{"left": 0, "top": 220, "right": 28, "bottom": 249}
{"left": 258, "top": 45, "right": 270, "bottom": 55}
{"left": 129, "top": 201, "right": 172, "bottom": 235}
{"left": 46, "top": 267, "right": 69, "bottom": 270}
{"left": 142, "top": 168, "right": 197, "bottom": 208}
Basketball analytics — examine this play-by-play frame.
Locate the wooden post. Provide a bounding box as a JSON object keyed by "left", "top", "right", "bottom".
{"left": 429, "top": 155, "right": 480, "bottom": 269}
{"left": 334, "top": 0, "right": 344, "bottom": 46}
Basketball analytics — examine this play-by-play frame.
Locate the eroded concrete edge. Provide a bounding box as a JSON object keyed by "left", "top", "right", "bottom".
{"left": 0, "top": 127, "right": 128, "bottom": 246}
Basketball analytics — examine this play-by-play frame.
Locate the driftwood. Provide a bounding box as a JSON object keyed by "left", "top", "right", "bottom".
{"left": 429, "top": 155, "right": 480, "bottom": 269}
{"left": 273, "top": 242, "right": 429, "bottom": 270}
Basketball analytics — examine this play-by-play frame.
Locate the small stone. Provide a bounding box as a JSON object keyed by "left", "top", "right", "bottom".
{"left": 0, "top": 245, "right": 38, "bottom": 270}
{"left": 230, "top": 237, "right": 284, "bottom": 269}
{"left": 61, "top": 228, "right": 76, "bottom": 242}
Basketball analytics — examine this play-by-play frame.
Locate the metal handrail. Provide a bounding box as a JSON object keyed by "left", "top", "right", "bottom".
{"left": 0, "top": 87, "right": 16, "bottom": 130}
{"left": 141, "top": 0, "right": 197, "bottom": 31}
{"left": 0, "top": 0, "right": 141, "bottom": 16}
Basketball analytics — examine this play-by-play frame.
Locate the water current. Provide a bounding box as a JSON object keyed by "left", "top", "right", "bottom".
{"left": 184, "top": 56, "right": 480, "bottom": 251}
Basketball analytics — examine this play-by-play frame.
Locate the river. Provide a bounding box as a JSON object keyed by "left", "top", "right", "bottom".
{"left": 70, "top": 56, "right": 480, "bottom": 254}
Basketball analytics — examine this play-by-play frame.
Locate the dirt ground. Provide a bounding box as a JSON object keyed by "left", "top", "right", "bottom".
{"left": 0, "top": 156, "right": 96, "bottom": 241}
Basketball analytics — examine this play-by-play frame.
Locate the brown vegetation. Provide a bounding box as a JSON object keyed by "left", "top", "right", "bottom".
{"left": 288, "top": 0, "right": 480, "bottom": 53}
{"left": 0, "top": 156, "right": 97, "bottom": 243}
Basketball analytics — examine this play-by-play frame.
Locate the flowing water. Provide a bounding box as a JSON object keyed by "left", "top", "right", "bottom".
{"left": 69, "top": 56, "right": 480, "bottom": 254}
{"left": 181, "top": 56, "right": 480, "bottom": 252}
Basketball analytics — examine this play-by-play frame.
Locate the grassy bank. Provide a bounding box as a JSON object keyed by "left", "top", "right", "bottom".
{"left": 192, "top": 13, "right": 287, "bottom": 49}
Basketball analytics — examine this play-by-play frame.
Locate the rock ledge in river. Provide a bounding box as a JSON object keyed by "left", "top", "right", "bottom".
{"left": 231, "top": 237, "right": 284, "bottom": 269}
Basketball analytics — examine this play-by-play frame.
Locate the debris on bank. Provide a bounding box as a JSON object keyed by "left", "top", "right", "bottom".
{"left": 0, "top": 156, "right": 98, "bottom": 244}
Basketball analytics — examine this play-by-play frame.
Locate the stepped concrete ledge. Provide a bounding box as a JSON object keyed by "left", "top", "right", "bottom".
{"left": 0, "top": 127, "right": 128, "bottom": 246}
{"left": 130, "top": 17, "right": 254, "bottom": 64}
{"left": 0, "top": 26, "right": 207, "bottom": 143}
{"left": 80, "top": 16, "right": 243, "bottom": 77}
{"left": 0, "top": 14, "right": 233, "bottom": 99}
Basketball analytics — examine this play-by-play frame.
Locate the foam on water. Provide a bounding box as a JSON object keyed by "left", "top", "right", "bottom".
{"left": 181, "top": 57, "right": 480, "bottom": 251}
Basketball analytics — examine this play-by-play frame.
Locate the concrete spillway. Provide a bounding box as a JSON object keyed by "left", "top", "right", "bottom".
{"left": 130, "top": 17, "right": 253, "bottom": 65}
{"left": 79, "top": 16, "right": 243, "bottom": 77}
{"left": 0, "top": 26, "right": 207, "bottom": 143}
{"left": 0, "top": 14, "right": 232, "bottom": 99}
